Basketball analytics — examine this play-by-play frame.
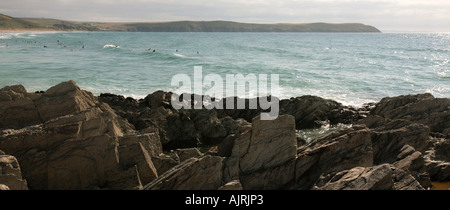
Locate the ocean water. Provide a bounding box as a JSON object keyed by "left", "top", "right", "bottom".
{"left": 0, "top": 32, "right": 449, "bottom": 106}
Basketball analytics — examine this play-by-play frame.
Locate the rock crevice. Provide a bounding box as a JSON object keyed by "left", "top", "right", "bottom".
{"left": 1, "top": 82, "right": 449, "bottom": 190}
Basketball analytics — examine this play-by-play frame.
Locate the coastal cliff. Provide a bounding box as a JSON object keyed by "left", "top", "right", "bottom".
{"left": 1, "top": 81, "right": 449, "bottom": 190}
{"left": 1, "top": 13, "right": 381, "bottom": 33}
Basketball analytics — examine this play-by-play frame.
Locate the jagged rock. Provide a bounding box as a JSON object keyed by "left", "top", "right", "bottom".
{"left": 240, "top": 159, "right": 296, "bottom": 190}
{"left": 371, "top": 93, "right": 450, "bottom": 133}
{"left": 426, "top": 161, "right": 450, "bottom": 182}
{"left": 215, "top": 97, "right": 264, "bottom": 122}
{"left": 0, "top": 85, "right": 42, "bottom": 129}
{"left": 223, "top": 115, "right": 297, "bottom": 189}
{"left": 391, "top": 166, "right": 425, "bottom": 190}
{"left": 164, "top": 110, "right": 201, "bottom": 149}
{"left": 216, "top": 95, "right": 367, "bottom": 129}
{"left": 223, "top": 131, "right": 251, "bottom": 183}
{"left": 99, "top": 93, "right": 174, "bottom": 151}
{"left": 99, "top": 93, "right": 140, "bottom": 111}
{"left": 295, "top": 125, "right": 373, "bottom": 190}
{"left": 101, "top": 91, "right": 366, "bottom": 150}
{"left": 371, "top": 93, "right": 435, "bottom": 116}
{"left": 393, "top": 145, "right": 431, "bottom": 188}
{"left": 241, "top": 115, "right": 296, "bottom": 172}
{"left": 217, "top": 134, "right": 237, "bottom": 157}
{"left": 370, "top": 120, "right": 430, "bottom": 164}
{"left": 118, "top": 142, "right": 158, "bottom": 185}
{"left": 0, "top": 81, "right": 153, "bottom": 190}
{"left": 217, "top": 125, "right": 253, "bottom": 158}
{"left": 34, "top": 80, "right": 97, "bottom": 122}
{"left": 280, "top": 95, "right": 342, "bottom": 129}
{"left": 359, "top": 93, "right": 450, "bottom": 187}
{"left": 144, "top": 155, "right": 224, "bottom": 190}
{"left": 218, "top": 180, "right": 243, "bottom": 190}
{"left": 176, "top": 148, "right": 202, "bottom": 162}
{"left": 119, "top": 133, "right": 162, "bottom": 157}
{"left": 2, "top": 81, "right": 448, "bottom": 190}
{"left": 220, "top": 117, "right": 250, "bottom": 136}
{"left": 0, "top": 106, "right": 123, "bottom": 189}
{"left": 100, "top": 92, "right": 251, "bottom": 150}
{"left": 151, "top": 154, "right": 180, "bottom": 175}
{"left": 361, "top": 115, "right": 433, "bottom": 189}
{"left": 138, "top": 107, "right": 173, "bottom": 144}
{"left": 191, "top": 109, "right": 227, "bottom": 144}
{"left": 103, "top": 166, "right": 142, "bottom": 190}
{"left": 0, "top": 152, "right": 28, "bottom": 190}
{"left": 313, "top": 164, "right": 393, "bottom": 190}
{"left": 164, "top": 109, "right": 250, "bottom": 148}
{"left": 279, "top": 95, "right": 364, "bottom": 129}
{"left": 357, "top": 115, "right": 387, "bottom": 129}
{"left": 141, "top": 90, "right": 172, "bottom": 109}
{"left": 313, "top": 163, "right": 426, "bottom": 190}
{"left": 424, "top": 138, "right": 450, "bottom": 181}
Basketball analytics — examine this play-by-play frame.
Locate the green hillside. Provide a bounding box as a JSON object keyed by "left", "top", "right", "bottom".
{"left": 0, "top": 13, "right": 381, "bottom": 32}
{"left": 22, "top": 18, "right": 100, "bottom": 31}
{"left": 101, "top": 21, "right": 380, "bottom": 32}
{"left": 0, "top": 13, "right": 39, "bottom": 29}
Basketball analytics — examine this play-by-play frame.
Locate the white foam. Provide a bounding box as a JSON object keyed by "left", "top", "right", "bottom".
{"left": 0, "top": 33, "right": 13, "bottom": 39}
{"left": 103, "top": 44, "right": 120, "bottom": 49}
{"left": 296, "top": 123, "right": 353, "bottom": 143}
{"left": 123, "top": 93, "right": 147, "bottom": 100}
{"left": 275, "top": 86, "right": 376, "bottom": 107}
{"left": 173, "top": 53, "right": 186, "bottom": 57}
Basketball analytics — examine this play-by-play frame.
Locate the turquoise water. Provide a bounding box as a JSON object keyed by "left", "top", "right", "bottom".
{"left": 0, "top": 32, "right": 449, "bottom": 106}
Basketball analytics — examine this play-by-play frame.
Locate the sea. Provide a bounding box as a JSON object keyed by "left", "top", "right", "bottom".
{"left": 0, "top": 32, "right": 449, "bottom": 106}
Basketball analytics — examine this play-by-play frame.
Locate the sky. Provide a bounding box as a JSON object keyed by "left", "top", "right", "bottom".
{"left": 1, "top": 0, "right": 449, "bottom": 32}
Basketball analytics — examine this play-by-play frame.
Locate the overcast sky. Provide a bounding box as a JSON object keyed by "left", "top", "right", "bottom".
{"left": 1, "top": 0, "right": 449, "bottom": 32}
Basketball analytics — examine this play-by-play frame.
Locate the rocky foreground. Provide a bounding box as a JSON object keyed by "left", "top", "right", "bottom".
{"left": 0, "top": 80, "right": 449, "bottom": 190}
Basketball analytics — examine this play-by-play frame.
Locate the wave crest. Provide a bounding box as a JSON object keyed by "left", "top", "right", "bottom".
{"left": 103, "top": 44, "right": 120, "bottom": 49}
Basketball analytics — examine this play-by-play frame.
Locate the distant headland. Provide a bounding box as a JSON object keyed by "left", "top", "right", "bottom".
{"left": 0, "top": 13, "right": 381, "bottom": 33}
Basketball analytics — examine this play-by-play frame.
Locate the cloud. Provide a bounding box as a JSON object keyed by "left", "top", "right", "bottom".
{"left": 0, "top": 0, "right": 449, "bottom": 31}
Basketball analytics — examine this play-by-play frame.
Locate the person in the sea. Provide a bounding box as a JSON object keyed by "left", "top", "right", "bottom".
{"left": 153, "top": 49, "right": 156, "bottom": 52}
